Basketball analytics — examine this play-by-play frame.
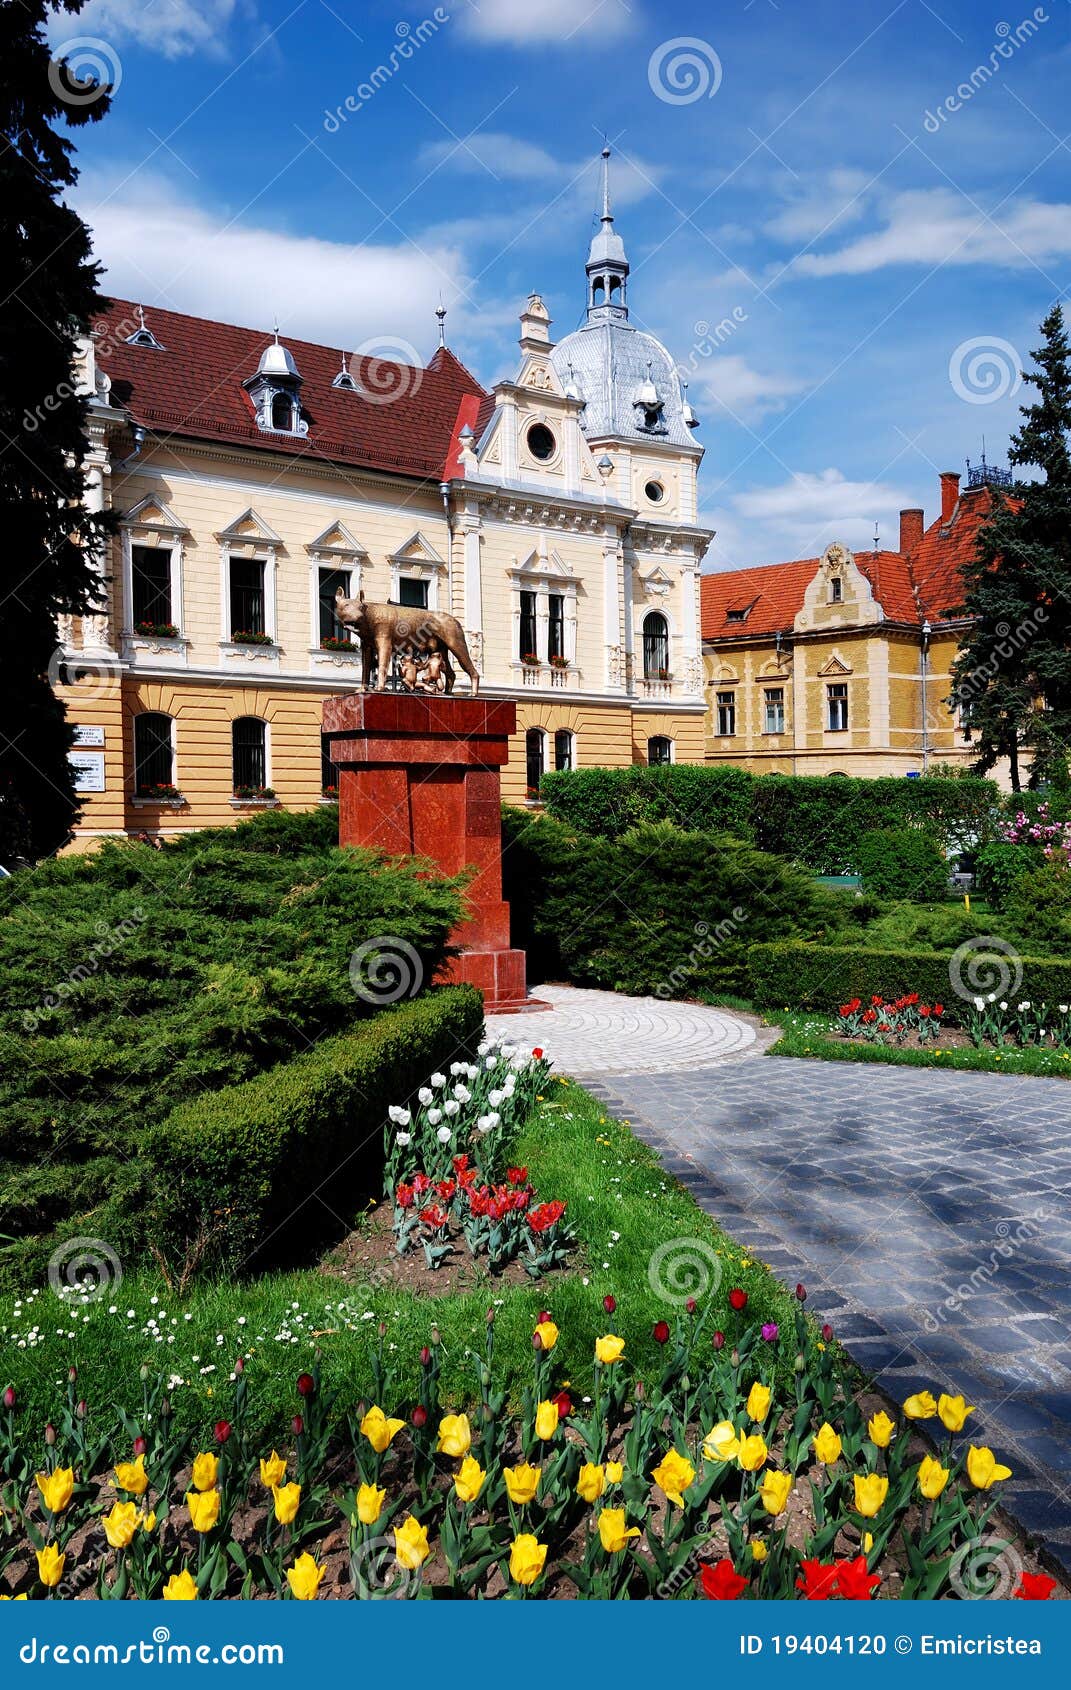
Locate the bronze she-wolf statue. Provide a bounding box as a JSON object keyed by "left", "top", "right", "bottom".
{"left": 334, "top": 587, "right": 480, "bottom": 696}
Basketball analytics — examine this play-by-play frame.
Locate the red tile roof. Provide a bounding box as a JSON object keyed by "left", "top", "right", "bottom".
{"left": 701, "top": 481, "right": 997, "bottom": 640}
{"left": 94, "top": 299, "right": 493, "bottom": 483}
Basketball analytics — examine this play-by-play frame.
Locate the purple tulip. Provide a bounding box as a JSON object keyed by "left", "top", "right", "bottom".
{"left": 761, "top": 1321, "right": 780, "bottom": 1343}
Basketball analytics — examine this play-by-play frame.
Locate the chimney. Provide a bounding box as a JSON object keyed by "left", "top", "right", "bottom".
{"left": 939, "top": 470, "right": 960, "bottom": 522}
{"left": 898, "top": 508, "right": 924, "bottom": 554}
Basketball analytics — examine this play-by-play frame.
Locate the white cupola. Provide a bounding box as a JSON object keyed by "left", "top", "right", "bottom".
{"left": 243, "top": 325, "right": 308, "bottom": 435}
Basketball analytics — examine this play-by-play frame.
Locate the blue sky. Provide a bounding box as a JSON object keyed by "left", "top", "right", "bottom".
{"left": 56, "top": 0, "right": 1071, "bottom": 568}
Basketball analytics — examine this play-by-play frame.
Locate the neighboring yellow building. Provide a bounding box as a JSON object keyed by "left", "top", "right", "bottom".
{"left": 700, "top": 469, "right": 1004, "bottom": 778}
{"left": 58, "top": 150, "right": 710, "bottom": 846}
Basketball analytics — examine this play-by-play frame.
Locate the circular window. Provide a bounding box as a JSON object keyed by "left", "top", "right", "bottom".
{"left": 645, "top": 479, "right": 665, "bottom": 503}
{"left": 526, "top": 423, "right": 556, "bottom": 462}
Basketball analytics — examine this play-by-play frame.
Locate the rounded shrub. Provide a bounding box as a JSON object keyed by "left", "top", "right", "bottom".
{"left": 855, "top": 827, "right": 948, "bottom": 902}
{"left": 1007, "top": 863, "right": 1071, "bottom": 949}
{"left": 975, "top": 840, "right": 1035, "bottom": 912}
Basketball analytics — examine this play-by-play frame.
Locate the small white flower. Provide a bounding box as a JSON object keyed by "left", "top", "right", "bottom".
{"left": 427, "top": 1108, "right": 442, "bottom": 1125}
{"left": 973, "top": 997, "right": 984, "bottom": 1010}
{"left": 396, "top": 1131, "right": 412, "bottom": 1147}
{"left": 1060, "top": 1004, "right": 1069, "bottom": 1015}
{"left": 430, "top": 1071, "right": 447, "bottom": 1088}
{"left": 388, "top": 1105, "right": 411, "bottom": 1126}
{"left": 1019, "top": 1001, "right": 1030, "bottom": 1012}
{"left": 999, "top": 1001, "right": 1008, "bottom": 1011}
{"left": 477, "top": 1041, "right": 490, "bottom": 1057}
{"left": 436, "top": 1125, "right": 452, "bottom": 1144}
{"left": 443, "top": 1099, "right": 460, "bottom": 1117}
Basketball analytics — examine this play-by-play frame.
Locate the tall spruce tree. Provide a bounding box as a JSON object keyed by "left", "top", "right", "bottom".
{"left": 951, "top": 304, "right": 1071, "bottom": 790}
{"left": 0, "top": 2, "right": 115, "bottom": 860}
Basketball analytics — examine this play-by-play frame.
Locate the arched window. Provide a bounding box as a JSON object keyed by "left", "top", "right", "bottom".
{"left": 647, "top": 735, "right": 673, "bottom": 767}
{"left": 525, "top": 728, "right": 545, "bottom": 797}
{"left": 643, "top": 612, "right": 670, "bottom": 679}
{"left": 232, "top": 717, "right": 267, "bottom": 792}
{"left": 554, "top": 729, "right": 574, "bottom": 772}
{"left": 133, "top": 712, "right": 174, "bottom": 794}
{"left": 270, "top": 391, "right": 294, "bottom": 431}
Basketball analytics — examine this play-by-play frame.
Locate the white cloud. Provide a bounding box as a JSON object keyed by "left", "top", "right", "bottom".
{"left": 59, "top": 0, "right": 240, "bottom": 59}
{"left": 455, "top": 0, "right": 636, "bottom": 45}
{"left": 78, "top": 175, "right": 472, "bottom": 356}
{"left": 794, "top": 188, "right": 1071, "bottom": 276}
{"left": 418, "top": 133, "right": 662, "bottom": 209}
{"left": 764, "top": 169, "right": 872, "bottom": 245}
{"left": 687, "top": 353, "right": 802, "bottom": 421}
{"left": 704, "top": 468, "right": 915, "bottom": 569}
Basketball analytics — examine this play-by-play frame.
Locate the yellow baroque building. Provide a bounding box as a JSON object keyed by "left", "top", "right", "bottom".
{"left": 700, "top": 469, "right": 1003, "bottom": 777}
{"left": 57, "top": 150, "right": 710, "bottom": 847}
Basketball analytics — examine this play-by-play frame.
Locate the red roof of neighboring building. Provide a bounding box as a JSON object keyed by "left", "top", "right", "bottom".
{"left": 93, "top": 299, "right": 494, "bottom": 483}
{"left": 701, "top": 477, "right": 997, "bottom": 640}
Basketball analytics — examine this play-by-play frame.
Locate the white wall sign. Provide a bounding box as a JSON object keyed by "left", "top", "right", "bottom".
{"left": 72, "top": 725, "right": 105, "bottom": 747}
{"left": 69, "top": 750, "right": 106, "bottom": 793}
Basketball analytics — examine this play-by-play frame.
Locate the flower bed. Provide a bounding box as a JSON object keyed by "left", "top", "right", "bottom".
{"left": 0, "top": 1309, "right": 1054, "bottom": 1600}
{"left": 835, "top": 993, "right": 1071, "bottom": 1052}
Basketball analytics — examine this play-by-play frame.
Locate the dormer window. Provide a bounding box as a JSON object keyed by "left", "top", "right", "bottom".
{"left": 331, "top": 352, "right": 357, "bottom": 391}
{"left": 243, "top": 329, "right": 308, "bottom": 437}
{"left": 830, "top": 577, "right": 843, "bottom": 603}
{"left": 125, "top": 306, "right": 165, "bottom": 351}
{"left": 726, "top": 607, "right": 750, "bottom": 623}
{"left": 271, "top": 391, "right": 296, "bottom": 431}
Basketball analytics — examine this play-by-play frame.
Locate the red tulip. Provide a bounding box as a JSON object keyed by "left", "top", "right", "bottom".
{"left": 411, "top": 1404, "right": 428, "bottom": 1429}
{"left": 133, "top": 1435, "right": 147, "bottom": 1456}
{"left": 712, "top": 1330, "right": 725, "bottom": 1351}
{"left": 700, "top": 1559, "right": 748, "bottom": 1600}
{"left": 728, "top": 1288, "right": 748, "bottom": 1311}
{"left": 795, "top": 1283, "right": 807, "bottom": 1302}
{"left": 652, "top": 1320, "right": 670, "bottom": 1345}
{"left": 685, "top": 1297, "right": 697, "bottom": 1314}
{"left": 833, "top": 1556, "right": 881, "bottom": 1600}
{"left": 214, "top": 1419, "right": 231, "bottom": 1445}
{"left": 1015, "top": 1571, "right": 1057, "bottom": 1600}
{"left": 538, "top": 1311, "right": 552, "bottom": 1324}
{"left": 532, "top": 1048, "right": 543, "bottom": 1059}
{"left": 603, "top": 1294, "right": 617, "bottom": 1314}
{"left": 2, "top": 1386, "right": 15, "bottom": 1411}
{"left": 795, "top": 1559, "right": 839, "bottom": 1600}
{"left": 420, "top": 1346, "right": 431, "bottom": 1367}
{"left": 44, "top": 1422, "right": 56, "bottom": 1446}
{"left": 296, "top": 1372, "right": 315, "bottom": 1398}
{"left": 821, "top": 1323, "right": 834, "bottom": 1344}
{"left": 552, "top": 1390, "right": 572, "bottom": 1418}
{"left": 68, "top": 1365, "right": 77, "bottom": 1383}
{"left": 235, "top": 1357, "right": 245, "bottom": 1375}
{"left": 291, "top": 1415, "right": 303, "bottom": 1437}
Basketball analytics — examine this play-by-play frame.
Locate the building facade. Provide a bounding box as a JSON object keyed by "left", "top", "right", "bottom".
{"left": 58, "top": 151, "right": 710, "bottom": 846}
{"left": 701, "top": 468, "right": 1003, "bottom": 778}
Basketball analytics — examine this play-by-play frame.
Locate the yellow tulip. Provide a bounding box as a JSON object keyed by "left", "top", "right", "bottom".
{"left": 534, "top": 1319, "right": 559, "bottom": 1351}
{"left": 186, "top": 1488, "right": 220, "bottom": 1534}
{"left": 393, "top": 1515, "right": 430, "bottom": 1571}
{"left": 862, "top": 1532, "right": 873, "bottom": 1553}
{"left": 737, "top": 1433, "right": 769, "bottom": 1473}
{"left": 0, "top": 1594, "right": 27, "bottom": 1600}
{"left": 576, "top": 1463, "right": 606, "bottom": 1503}
{"left": 534, "top": 1400, "right": 559, "bottom": 1441}
{"left": 259, "top": 1451, "right": 287, "bottom": 1490}
{"left": 867, "top": 1410, "right": 895, "bottom": 1449}
{"left": 35, "top": 1468, "right": 74, "bottom": 1515}
{"left": 286, "top": 1552, "right": 326, "bottom": 1601}
{"left": 36, "top": 1544, "right": 65, "bottom": 1588}
{"left": 702, "top": 1421, "right": 740, "bottom": 1464}
{"left": 651, "top": 1449, "right": 696, "bottom": 1507}
{"left": 605, "top": 1461, "right": 624, "bottom": 1484}
{"left": 272, "top": 1482, "right": 301, "bottom": 1526}
{"left": 937, "top": 1393, "right": 974, "bottom": 1433}
{"left": 504, "top": 1462, "right": 541, "bottom": 1506}
{"left": 853, "top": 1473, "right": 889, "bottom": 1518}
{"left": 454, "top": 1457, "right": 486, "bottom": 1504}
{"left": 746, "top": 1381, "right": 771, "bottom": 1423}
{"left": 114, "top": 1454, "right": 149, "bottom": 1497}
{"left": 812, "top": 1423, "right": 842, "bottom": 1465}
{"left": 595, "top": 1334, "right": 625, "bottom": 1365}
{"left": 436, "top": 1413, "right": 471, "bottom": 1458}
{"left": 190, "top": 1452, "right": 218, "bottom": 1493}
{"left": 903, "top": 1391, "right": 937, "bottom": 1420}
{"left": 759, "top": 1468, "right": 792, "bottom": 1516}
{"left": 917, "top": 1456, "right": 950, "bottom": 1499}
{"left": 361, "top": 1405, "right": 405, "bottom": 1454}
{"left": 142, "top": 1512, "right": 157, "bottom": 1533}
{"left": 356, "top": 1483, "right": 386, "bottom": 1525}
{"left": 163, "top": 1569, "right": 199, "bottom": 1600}
{"left": 966, "top": 1445, "right": 1012, "bottom": 1490}
{"left": 509, "top": 1533, "right": 547, "bottom": 1587}
{"left": 598, "top": 1508, "right": 641, "bottom": 1553}
{"left": 751, "top": 1538, "right": 768, "bottom": 1562}
{"left": 103, "top": 1501, "right": 139, "bottom": 1550}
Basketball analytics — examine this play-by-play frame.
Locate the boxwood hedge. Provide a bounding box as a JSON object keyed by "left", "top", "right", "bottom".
{"left": 748, "top": 940, "right": 1071, "bottom": 1021}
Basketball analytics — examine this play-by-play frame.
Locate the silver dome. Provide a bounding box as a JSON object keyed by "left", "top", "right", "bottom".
{"left": 256, "top": 337, "right": 301, "bottom": 380}
{"left": 550, "top": 321, "right": 696, "bottom": 446}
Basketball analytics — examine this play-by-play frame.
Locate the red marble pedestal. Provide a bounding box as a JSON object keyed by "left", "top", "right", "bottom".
{"left": 322, "top": 692, "right": 538, "bottom": 1013}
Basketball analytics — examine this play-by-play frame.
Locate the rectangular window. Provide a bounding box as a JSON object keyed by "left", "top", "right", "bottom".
{"left": 830, "top": 577, "right": 843, "bottom": 603}
{"left": 554, "top": 729, "right": 573, "bottom": 772}
{"left": 232, "top": 718, "right": 266, "bottom": 790}
{"left": 764, "top": 687, "right": 785, "bottom": 734}
{"left": 131, "top": 545, "right": 173, "bottom": 628}
{"left": 827, "top": 682, "right": 849, "bottom": 731}
{"left": 230, "top": 557, "right": 266, "bottom": 637}
{"left": 519, "top": 589, "right": 537, "bottom": 660}
{"left": 548, "top": 593, "right": 565, "bottom": 661}
{"left": 398, "top": 576, "right": 429, "bottom": 609}
{"left": 318, "top": 568, "right": 352, "bottom": 643}
{"left": 321, "top": 733, "right": 336, "bottom": 795}
{"left": 716, "top": 691, "right": 736, "bottom": 736}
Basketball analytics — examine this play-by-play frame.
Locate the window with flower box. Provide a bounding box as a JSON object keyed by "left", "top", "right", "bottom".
{"left": 232, "top": 716, "right": 267, "bottom": 792}
{"left": 133, "top": 712, "right": 175, "bottom": 795}
{"left": 131, "top": 545, "right": 174, "bottom": 631}
{"left": 519, "top": 590, "right": 538, "bottom": 662}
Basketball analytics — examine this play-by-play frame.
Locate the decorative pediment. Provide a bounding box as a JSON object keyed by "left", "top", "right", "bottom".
{"left": 640, "top": 566, "right": 674, "bottom": 599}
{"left": 817, "top": 652, "right": 853, "bottom": 677}
{"left": 122, "top": 496, "right": 188, "bottom": 534}
{"left": 822, "top": 541, "right": 853, "bottom": 573}
{"left": 714, "top": 662, "right": 739, "bottom": 683}
{"left": 758, "top": 656, "right": 789, "bottom": 679}
{"left": 389, "top": 531, "right": 446, "bottom": 569}
{"left": 510, "top": 546, "right": 574, "bottom": 580}
{"left": 307, "top": 521, "right": 366, "bottom": 559}
{"left": 517, "top": 354, "right": 565, "bottom": 395}
{"left": 218, "top": 508, "right": 282, "bottom": 547}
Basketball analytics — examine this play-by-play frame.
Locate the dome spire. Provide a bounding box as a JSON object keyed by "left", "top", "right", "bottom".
{"left": 586, "top": 146, "right": 629, "bottom": 323}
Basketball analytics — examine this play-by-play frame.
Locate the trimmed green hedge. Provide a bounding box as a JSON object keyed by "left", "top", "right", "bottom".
{"left": 748, "top": 941, "right": 1071, "bottom": 1021}
{"left": 144, "top": 985, "right": 484, "bottom": 1281}
{"left": 539, "top": 766, "right": 1001, "bottom": 873}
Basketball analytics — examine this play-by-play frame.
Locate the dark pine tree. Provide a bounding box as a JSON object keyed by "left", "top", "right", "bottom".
{"left": 951, "top": 304, "right": 1071, "bottom": 790}
{"left": 0, "top": 3, "right": 115, "bottom": 860}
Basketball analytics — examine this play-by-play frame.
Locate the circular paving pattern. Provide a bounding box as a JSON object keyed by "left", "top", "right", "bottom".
{"left": 493, "top": 984, "right": 760, "bottom": 1075}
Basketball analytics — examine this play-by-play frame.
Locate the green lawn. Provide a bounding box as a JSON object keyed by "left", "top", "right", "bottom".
{"left": 767, "top": 1011, "right": 1071, "bottom": 1078}
{"left": 0, "top": 1081, "right": 805, "bottom": 1457}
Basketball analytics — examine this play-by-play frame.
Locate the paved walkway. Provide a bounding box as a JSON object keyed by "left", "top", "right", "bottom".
{"left": 501, "top": 988, "right": 1071, "bottom": 1571}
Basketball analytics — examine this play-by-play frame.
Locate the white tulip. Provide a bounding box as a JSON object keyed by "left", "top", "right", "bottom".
{"left": 444, "top": 1099, "right": 460, "bottom": 1117}
{"left": 436, "top": 1126, "right": 452, "bottom": 1144}
{"left": 418, "top": 1087, "right": 433, "bottom": 1106}
{"left": 396, "top": 1132, "right": 411, "bottom": 1147}
{"left": 427, "top": 1108, "right": 442, "bottom": 1126}
{"left": 453, "top": 1084, "right": 471, "bottom": 1104}
{"left": 430, "top": 1072, "right": 447, "bottom": 1088}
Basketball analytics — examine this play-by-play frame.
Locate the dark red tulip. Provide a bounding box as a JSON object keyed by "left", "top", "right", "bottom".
{"left": 821, "top": 1323, "right": 834, "bottom": 1344}
{"left": 235, "top": 1357, "right": 244, "bottom": 1375}
{"left": 2, "top": 1386, "right": 15, "bottom": 1411}
{"left": 214, "top": 1419, "right": 232, "bottom": 1445}
{"left": 292, "top": 1415, "right": 304, "bottom": 1437}
{"left": 538, "top": 1311, "right": 552, "bottom": 1324}
{"left": 795, "top": 1283, "right": 808, "bottom": 1302}
{"left": 296, "top": 1372, "right": 315, "bottom": 1398}
{"left": 552, "top": 1390, "right": 572, "bottom": 1418}
{"left": 420, "top": 1346, "right": 431, "bottom": 1367}
{"left": 728, "top": 1288, "right": 748, "bottom": 1312}
{"left": 652, "top": 1320, "right": 671, "bottom": 1345}
{"left": 133, "top": 1435, "right": 147, "bottom": 1456}
{"left": 603, "top": 1294, "right": 617, "bottom": 1314}
{"left": 686, "top": 1297, "right": 697, "bottom": 1315}
{"left": 411, "top": 1404, "right": 428, "bottom": 1429}
{"left": 712, "top": 1331, "right": 725, "bottom": 1351}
